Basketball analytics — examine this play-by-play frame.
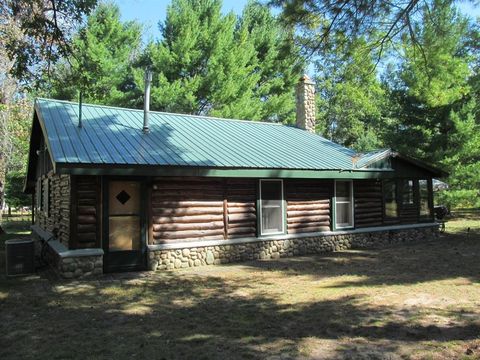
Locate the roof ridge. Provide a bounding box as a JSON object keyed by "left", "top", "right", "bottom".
{"left": 35, "top": 97, "right": 285, "bottom": 126}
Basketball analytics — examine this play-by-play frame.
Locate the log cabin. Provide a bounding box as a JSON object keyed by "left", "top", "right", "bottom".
{"left": 25, "top": 75, "right": 445, "bottom": 278}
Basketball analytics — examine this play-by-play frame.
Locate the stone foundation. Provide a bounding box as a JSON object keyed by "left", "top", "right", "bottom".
{"left": 32, "top": 225, "right": 104, "bottom": 279}
{"left": 57, "top": 255, "right": 103, "bottom": 279}
{"left": 148, "top": 226, "right": 439, "bottom": 271}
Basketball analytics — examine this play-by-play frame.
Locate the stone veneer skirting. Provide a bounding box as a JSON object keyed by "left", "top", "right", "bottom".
{"left": 31, "top": 223, "right": 439, "bottom": 277}
{"left": 31, "top": 225, "right": 103, "bottom": 279}
{"left": 35, "top": 172, "right": 71, "bottom": 247}
{"left": 147, "top": 224, "right": 439, "bottom": 271}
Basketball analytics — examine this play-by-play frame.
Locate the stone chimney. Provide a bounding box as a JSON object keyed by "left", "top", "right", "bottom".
{"left": 295, "top": 74, "right": 316, "bottom": 133}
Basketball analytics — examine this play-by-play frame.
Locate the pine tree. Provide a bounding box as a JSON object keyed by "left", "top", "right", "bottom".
{"left": 236, "top": 0, "right": 304, "bottom": 123}
{"left": 141, "top": 0, "right": 257, "bottom": 117}
{"left": 141, "top": 0, "right": 302, "bottom": 122}
{"left": 385, "top": 0, "right": 471, "bottom": 162}
{"left": 386, "top": 0, "right": 478, "bottom": 207}
{"left": 48, "top": 3, "right": 143, "bottom": 107}
{"left": 314, "top": 38, "right": 386, "bottom": 150}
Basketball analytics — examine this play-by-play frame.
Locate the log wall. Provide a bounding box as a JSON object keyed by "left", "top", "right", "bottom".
{"left": 150, "top": 178, "right": 226, "bottom": 244}
{"left": 147, "top": 177, "right": 431, "bottom": 245}
{"left": 70, "top": 176, "right": 101, "bottom": 249}
{"left": 225, "top": 179, "right": 257, "bottom": 238}
{"left": 353, "top": 180, "right": 383, "bottom": 228}
{"left": 399, "top": 203, "right": 419, "bottom": 224}
{"left": 285, "top": 180, "right": 332, "bottom": 233}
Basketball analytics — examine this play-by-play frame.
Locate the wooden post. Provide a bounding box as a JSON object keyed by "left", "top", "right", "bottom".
{"left": 69, "top": 175, "right": 77, "bottom": 249}
{"left": 223, "top": 179, "right": 228, "bottom": 240}
{"left": 31, "top": 193, "right": 35, "bottom": 225}
{"left": 148, "top": 180, "right": 153, "bottom": 245}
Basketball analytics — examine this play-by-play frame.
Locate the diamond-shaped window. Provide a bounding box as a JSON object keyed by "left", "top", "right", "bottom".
{"left": 116, "top": 190, "right": 131, "bottom": 205}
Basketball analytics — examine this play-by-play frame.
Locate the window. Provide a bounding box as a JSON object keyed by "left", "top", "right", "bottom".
{"left": 259, "top": 180, "right": 284, "bottom": 235}
{"left": 419, "top": 180, "right": 431, "bottom": 216}
{"left": 384, "top": 180, "right": 398, "bottom": 218}
{"left": 401, "top": 180, "right": 414, "bottom": 205}
{"left": 335, "top": 181, "right": 353, "bottom": 228}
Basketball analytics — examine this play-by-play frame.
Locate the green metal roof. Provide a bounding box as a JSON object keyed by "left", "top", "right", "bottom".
{"left": 355, "top": 149, "right": 392, "bottom": 168}
{"left": 35, "top": 98, "right": 362, "bottom": 170}
{"left": 30, "top": 98, "right": 444, "bottom": 178}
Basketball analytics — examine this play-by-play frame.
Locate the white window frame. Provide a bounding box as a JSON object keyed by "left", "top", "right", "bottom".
{"left": 334, "top": 180, "right": 354, "bottom": 229}
{"left": 259, "top": 179, "right": 285, "bottom": 236}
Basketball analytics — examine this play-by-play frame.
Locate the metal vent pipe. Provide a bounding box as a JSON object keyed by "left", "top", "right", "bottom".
{"left": 143, "top": 68, "right": 153, "bottom": 133}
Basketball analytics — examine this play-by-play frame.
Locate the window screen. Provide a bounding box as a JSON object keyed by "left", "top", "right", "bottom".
{"left": 401, "top": 180, "right": 414, "bottom": 205}
{"left": 335, "top": 181, "right": 353, "bottom": 228}
{"left": 260, "top": 180, "right": 284, "bottom": 235}
{"left": 384, "top": 180, "right": 398, "bottom": 218}
{"left": 419, "top": 180, "right": 430, "bottom": 216}
{"left": 108, "top": 181, "right": 141, "bottom": 252}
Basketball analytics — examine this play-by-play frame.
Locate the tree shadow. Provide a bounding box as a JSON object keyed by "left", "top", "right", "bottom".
{"left": 234, "top": 232, "right": 480, "bottom": 287}
{"left": 1, "top": 268, "right": 479, "bottom": 359}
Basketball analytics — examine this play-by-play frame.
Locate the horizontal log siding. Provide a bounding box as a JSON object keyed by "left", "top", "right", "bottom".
{"left": 151, "top": 178, "right": 225, "bottom": 244}
{"left": 354, "top": 180, "right": 383, "bottom": 228}
{"left": 148, "top": 177, "right": 429, "bottom": 244}
{"left": 286, "top": 180, "right": 332, "bottom": 233}
{"left": 71, "top": 176, "right": 101, "bottom": 249}
{"left": 399, "top": 204, "right": 419, "bottom": 224}
{"left": 226, "top": 179, "right": 257, "bottom": 238}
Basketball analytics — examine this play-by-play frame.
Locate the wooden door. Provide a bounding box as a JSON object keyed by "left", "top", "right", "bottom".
{"left": 104, "top": 179, "right": 146, "bottom": 272}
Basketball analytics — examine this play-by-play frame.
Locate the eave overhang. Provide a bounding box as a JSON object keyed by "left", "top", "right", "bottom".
{"left": 54, "top": 162, "right": 403, "bottom": 179}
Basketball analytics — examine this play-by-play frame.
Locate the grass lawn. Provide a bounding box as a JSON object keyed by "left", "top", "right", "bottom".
{"left": 0, "top": 213, "right": 479, "bottom": 359}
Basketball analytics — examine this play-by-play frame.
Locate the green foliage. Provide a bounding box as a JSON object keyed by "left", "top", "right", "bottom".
{"left": 1, "top": 0, "right": 98, "bottom": 87}
{"left": 142, "top": 0, "right": 302, "bottom": 121}
{"left": 6, "top": 99, "right": 31, "bottom": 173}
{"left": 384, "top": 0, "right": 479, "bottom": 209}
{"left": 315, "top": 38, "right": 386, "bottom": 151}
{"left": 5, "top": 0, "right": 479, "bottom": 212}
{"left": 5, "top": 171, "right": 30, "bottom": 209}
{"left": 236, "top": 1, "right": 304, "bottom": 123}
{"left": 436, "top": 188, "right": 480, "bottom": 209}
{"left": 47, "top": 3, "right": 143, "bottom": 107}
{"left": 400, "top": 2, "right": 470, "bottom": 109}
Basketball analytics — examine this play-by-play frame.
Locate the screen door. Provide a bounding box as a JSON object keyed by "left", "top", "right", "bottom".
{"left": 104, "top": 180, "right": 146, "bottom": 272}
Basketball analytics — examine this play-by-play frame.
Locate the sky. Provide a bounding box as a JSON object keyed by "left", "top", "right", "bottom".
{"left": 115, "top": 0, "right": 480, "bottom": 42}
{"left": 114, "top": 0, "right": 479, "bottom": 78}
{"left": 116, "top": 0, "right": 249, "bottom": 40}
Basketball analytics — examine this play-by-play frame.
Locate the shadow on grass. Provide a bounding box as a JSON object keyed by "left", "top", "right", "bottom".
{"left": 1, "top": 216, "right": 480, "bottom": 358}
{"left": 1, "top": 268, "right": 479, "bottom": 360}
{"left": 234, "top": 229, "right": 480, "bottom": 289}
